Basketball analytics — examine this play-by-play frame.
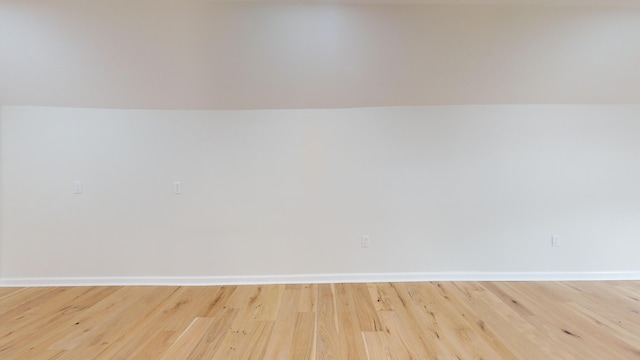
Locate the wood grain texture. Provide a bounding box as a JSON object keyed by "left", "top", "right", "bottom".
{"left": 1, "top": 281, "right": 640, "bottom": 359}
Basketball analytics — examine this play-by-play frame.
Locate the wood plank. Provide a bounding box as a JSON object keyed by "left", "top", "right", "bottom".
{"left": 159, "top": 317, "right": 217, "bottom": 360}
{"left": 376, "top": 282, "right": 446, "bottom": 358}
{"left": 349, "top": 283, "right": 382, "bottom": 332}
{"left": 186, "top": 308, "right": 238, "bottom": 360}
{"left": 409, "top": 282, "right": 507, "bottom": 359}
{"left": 0, "top": 288, "right": 26, "bottom": 302}
{"left": 261, "top": 287, "right": 301, "bottom": 359}
{"left": 299, "top": 284, "right": 318, "bottom": 313}
{"left": 334, "top": 283, "right": 368, "bottom": 359}
{"left": 0, "top": 281, "right": 639, "bottom": 359}
{"left": 209, "top": 285, "right": 277, "bottom": 360}
{"left": 196, "top": 286, "right": 237, "bottom": 318}
{"left": 450, "top": 282, "right": 550, "bottom": 359}
{"left": 367, "top": 283, "right": 393, "bottom": 312}
{"left": 291, "top": 312, "right": 316, "bottom": 360}
{"left": 0, "top": 287, "right": 123, "bottom": 358}
{"left": 316, "top": 284, "right": 340, "bottom": 360}
{"left": 253, "top": 284, "right": 285, "bottom": 322}
{"left": 50, "top": 287, "right": 176, "bottom": 351}
{"left": 93, "top": 286, "right": 213, "bottom": 360}
{"left": 0, "top": 288, "right": 72, "bottom": 329}
{"left": 502, "top": 282, "right": 640, "bottom": 359}
{"left": 362, "top": 331, "right": 408, "bottom": 360}
{"left": 92, "top": 287, "right": 186, "bottom": 360}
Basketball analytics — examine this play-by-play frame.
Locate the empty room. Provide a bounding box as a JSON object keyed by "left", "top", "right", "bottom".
{"left": 1, "top": 0, "right": 640, "bottom": 358}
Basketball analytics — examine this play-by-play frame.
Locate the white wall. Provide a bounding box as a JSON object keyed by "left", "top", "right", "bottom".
{"left": 2, "top": 2, "right": 640, "bottom": 283}
{"left": 0, "top": 107, "right": 3, "bottom": 277}
{"left": 2, "top": 105, "right": 640, "bottom": 281}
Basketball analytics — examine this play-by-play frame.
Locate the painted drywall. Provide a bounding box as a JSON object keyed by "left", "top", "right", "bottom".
{"left": 1, "top": 2, "right": 640, "bottom": 109}
{"left": 2, "top": 2, "right": 640, "bottom": 281}
{"left": 0, "top": 107, "right": 3, "bottom": 276}
{"left": 1, "top": 105, "right": 639, "bottom": 279}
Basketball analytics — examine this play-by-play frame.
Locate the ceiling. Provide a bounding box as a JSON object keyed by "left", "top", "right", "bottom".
{"left": 201, "top": 0, "right": 640, "bottom": 6}
{"left": 1, "top": 1, "right": 639, "bottom": 109}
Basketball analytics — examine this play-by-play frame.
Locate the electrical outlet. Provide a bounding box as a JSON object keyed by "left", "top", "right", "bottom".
{"left": 551, "top": 235, "right": 560, "bottom": 247}
{"left": 361, "top": 235, "right": 370, "bottom": 248}
{"left": 73, "top": 181, "right": 82, "bottom": 194}
{"left": 174, "top": 181, "right": 182, "bottom": 194}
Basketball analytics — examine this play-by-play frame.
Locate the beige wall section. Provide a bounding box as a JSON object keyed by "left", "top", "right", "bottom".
{"left": 1, "top": 2, "right": 640, "bottom": 109}
{"left": 2, "top": 105, "right": 640, "bottom": 278}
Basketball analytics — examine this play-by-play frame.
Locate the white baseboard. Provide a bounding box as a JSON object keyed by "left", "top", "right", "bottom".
{"left": 1, "top": 271, "right": 640, "bottom": 287}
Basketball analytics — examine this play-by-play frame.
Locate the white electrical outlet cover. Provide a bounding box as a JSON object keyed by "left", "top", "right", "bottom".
{"left": 361, "top": 235, "right": 370, "bottom": 247}
{"left": 73, "top": 181, "right": 82, "bottom": 194}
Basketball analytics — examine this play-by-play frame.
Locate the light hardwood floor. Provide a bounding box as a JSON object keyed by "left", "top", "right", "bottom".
{"left": 1, "top": 281, "right": 640, "bottom": 359}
